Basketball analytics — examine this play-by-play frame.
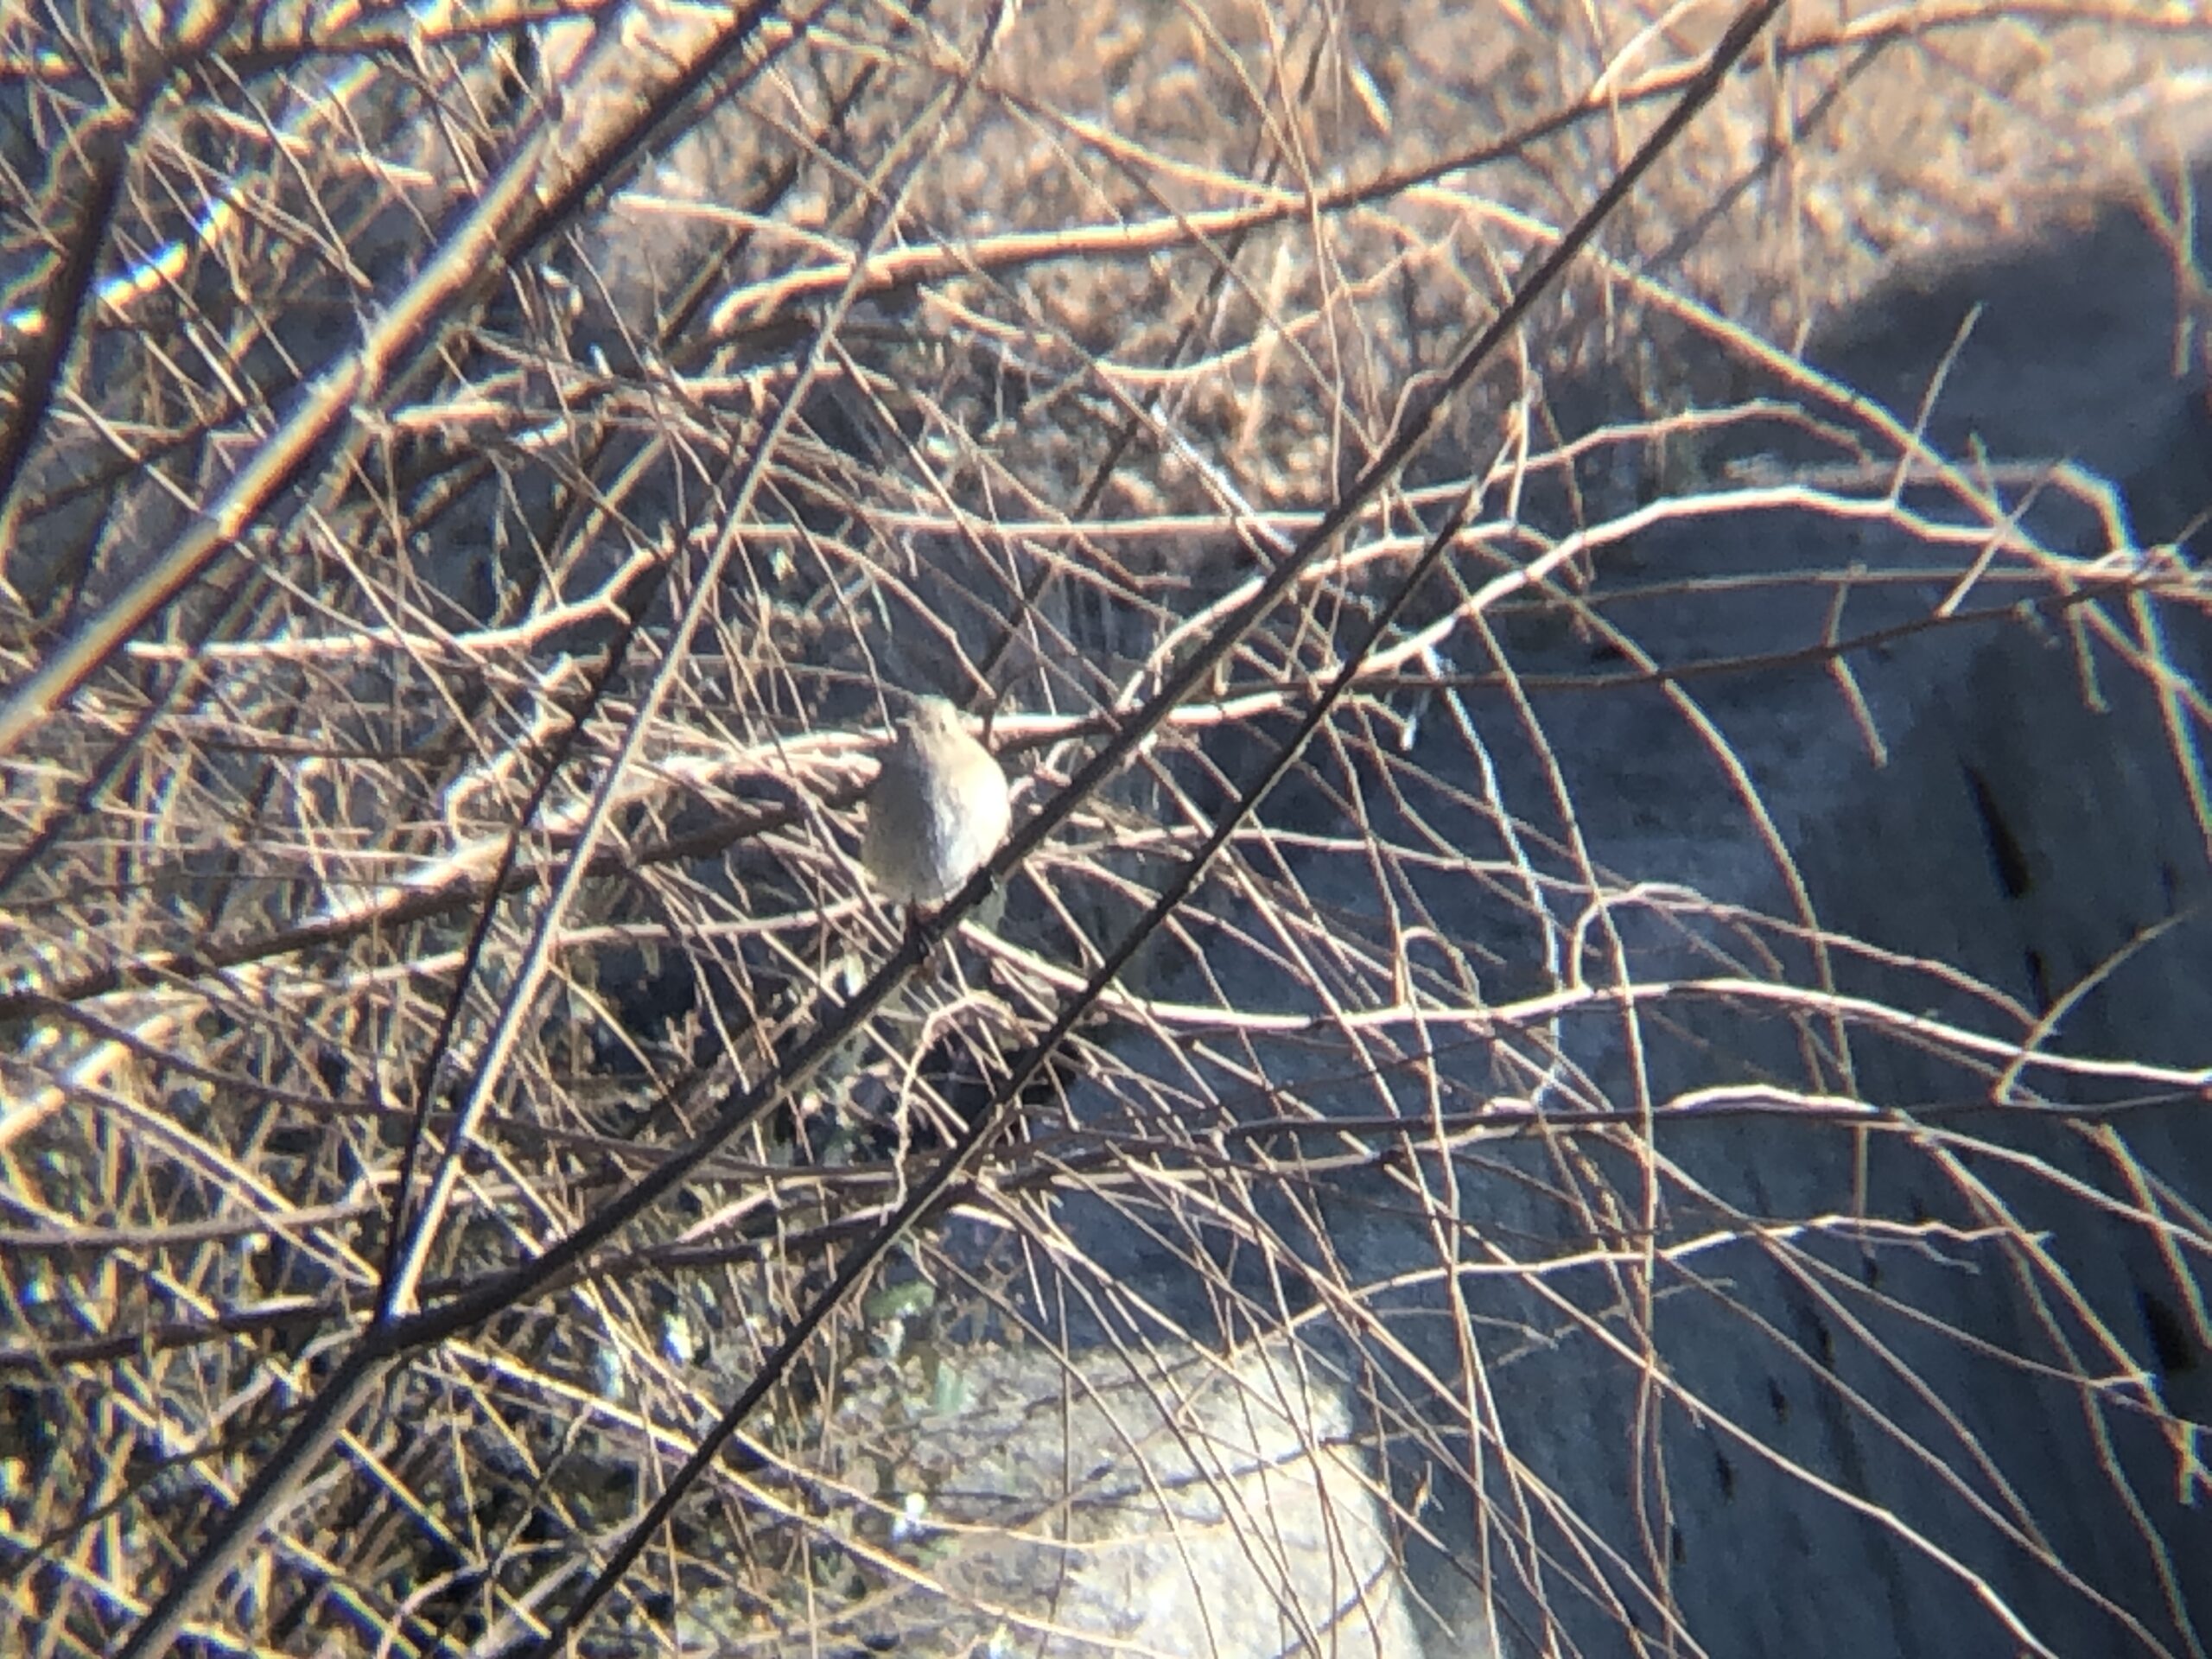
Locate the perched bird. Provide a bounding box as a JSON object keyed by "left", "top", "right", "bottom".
{"left": 861, "top": 696, "right": 1011, "bottom": 907}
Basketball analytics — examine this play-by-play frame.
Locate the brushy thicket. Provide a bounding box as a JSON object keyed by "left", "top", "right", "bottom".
{"left": 3, "top": 3, "right": 2211, "bottom": 1656}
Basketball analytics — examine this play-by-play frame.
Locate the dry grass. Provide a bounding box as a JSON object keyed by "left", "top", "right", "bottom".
{"left": 2, "top": 2, "right": 2210, "bottom": 1655}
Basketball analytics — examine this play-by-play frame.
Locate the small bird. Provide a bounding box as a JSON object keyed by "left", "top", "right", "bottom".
{"left": 861, "top": 696, "right": 1011, "bottom": 907}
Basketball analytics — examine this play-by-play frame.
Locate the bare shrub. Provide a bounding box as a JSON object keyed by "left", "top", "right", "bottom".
{"left": 3, "top": 3, "right": 2210, "bottom": 1656}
